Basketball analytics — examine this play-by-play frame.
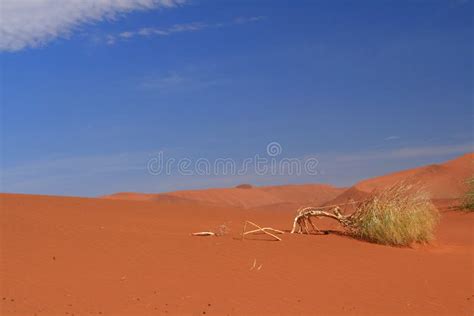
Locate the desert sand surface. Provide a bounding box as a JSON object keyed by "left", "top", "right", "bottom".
{"left": 1, "top": 196, "right": 473, "bottom": 316}
{"left": 1, "top": 154, "right": 473, "bottom": 315}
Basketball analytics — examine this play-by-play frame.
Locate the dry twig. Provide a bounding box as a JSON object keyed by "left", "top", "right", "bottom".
{"left": 241, "top": 221, "right": 284, "bottom": 241}
{"left": 191, "top": 231, "right": 216, "bottom": 237}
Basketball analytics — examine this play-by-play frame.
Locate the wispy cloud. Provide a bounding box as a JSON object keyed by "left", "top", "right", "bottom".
{"left": 0, "top": 150, "right": 165, "bottom": 195}
{"left": 384, "top": 136, "right": 400, "bottom": 141}
{"left": 336, "top": 143, "right": 473, "bottom": 162}
{"left": 0, "top": 0, "right": 186, "bottom": 52}
{"left": 2, "top": 142, "right": 471, "bottom": 196}
{"left": 233, "top": 16, "right": 267, "bottom": 24}
{"left": 1, "top": 152, "right": 147, "bottom": 180}
{"left": 140, "top": 68, "right": 230, "bottom": 92}
{"left": 106, "top": 16, "right": 266, "bottom": 45}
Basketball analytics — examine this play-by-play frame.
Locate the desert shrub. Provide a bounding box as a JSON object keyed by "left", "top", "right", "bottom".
{"left": 461, "top": 178, "right": 474, "bottom": 211}
{"left": 348, "top": 183, "right": 440, "bottom": 246}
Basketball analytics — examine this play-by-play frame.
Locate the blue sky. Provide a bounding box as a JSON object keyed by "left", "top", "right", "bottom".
{"left": 0, "top": 0, "right": 472, "bottom": 196}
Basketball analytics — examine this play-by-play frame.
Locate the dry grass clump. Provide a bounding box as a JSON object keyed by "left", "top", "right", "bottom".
{"left": 461, "top": 178, "right": 474, "bottom": 211}
{"left": 348, "top": 183, "right": 440, "bottom": 246}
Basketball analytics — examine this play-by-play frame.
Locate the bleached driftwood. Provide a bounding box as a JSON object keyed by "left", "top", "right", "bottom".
{"left": 291, "top": 207, "right": 320, "bottom": 234}
{"left": 291, "top": 206, "right": 354, "bottom": 234}
{"left": 290, "top": 199, "right": 367, "bottom": 234}
{"left": 242, "top": 221, "right": 284, "bottom": 241}
{"left": 191, "top": 231, "right": 216, "bottom": 237}
{"left": 192, "top": 224, "right": 230, "bottom": 237}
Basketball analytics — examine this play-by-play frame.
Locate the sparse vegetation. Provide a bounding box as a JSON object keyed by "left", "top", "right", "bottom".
{"left": 348, "top": 184, "right": 439, "bottom": 246}
{"left": 292, "top": 183, "right": 440, "bottom": 246}
{"left": 461, "top": 178, "right": 474, "bottom": 211}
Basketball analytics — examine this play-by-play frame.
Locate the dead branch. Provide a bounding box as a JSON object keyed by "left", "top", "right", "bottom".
{"left": 290, "top": 200, "right": 367, "bottom": 234}
{"left": 242, "top": 221, "right": 284, "bottom": 241}
{"left": 191, "top": 231, "right": 216, "bottom": 237}
{"left": 291, "top": 206, "right": 354, "bottom": 234}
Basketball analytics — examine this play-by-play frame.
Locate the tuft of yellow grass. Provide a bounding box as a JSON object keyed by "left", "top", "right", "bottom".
{"left": 349, "top": 183, "right": 440, "bottom": 246}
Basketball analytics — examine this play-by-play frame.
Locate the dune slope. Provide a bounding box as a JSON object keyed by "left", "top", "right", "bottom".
{"left": 355, "top": 153, "right": 473, "bottom": 198}
{"left": 105, "top": 154, "right": 473, "bottom": 210}
{"left": 325, "top": 153, "right": 473, "bottom": 206}
{"left": 104, "top": 184, "right": 345, "bottom": 209}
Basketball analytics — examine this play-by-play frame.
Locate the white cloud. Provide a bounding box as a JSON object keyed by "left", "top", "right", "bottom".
{"left": 110, "top": 21, "right": 206, "bottom": 42}
{"left": 106, "top": 16, "right": 266, "bottom": 45}
{"left": 119, "top": 31, "right": 135, "bottom": 38}
{"left": 335, "top": 143, "right": 473, "bottom": 162}
{"left": 144, "top": 72, "right": 186, "bottom": 89}
{"left": 384, "top": 135, "right": 400, "bottom": 141}
{"left": 140, "top": 69, "right": 230, "bottom": 92}
{"left": 0, "top": 0, "right": 186, "bottom": 52}
{"left": 233, "top": 16, "right": 266, "bottom": 24}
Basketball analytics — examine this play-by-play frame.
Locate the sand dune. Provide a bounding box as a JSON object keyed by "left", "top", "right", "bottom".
{"left": 105, "top": 154, "right": 473, "bottom": 210}
{"left": 354, "top": 153, "right": 473, "bottom": 198}
{"left": 325, "top": 153, "right": 473, "bottom": 207}
{"left": 104, "top": 184, "right": 345, "bottom": 209}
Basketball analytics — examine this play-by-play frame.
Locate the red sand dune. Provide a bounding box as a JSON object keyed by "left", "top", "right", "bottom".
{"left": 105, "top": 154, "right": 473, "bottom": 210}
{"left": 354, "top": 153, "right": 473, "bottom": 199}
{"left": 325, "top": 153, "right": 473, "bottom": 207}
{"left": 104, "top": 184, "right": 345, "bottom": 209}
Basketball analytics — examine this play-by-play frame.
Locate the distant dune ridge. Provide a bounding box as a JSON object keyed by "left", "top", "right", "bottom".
{"left": 352, "top": 152, "right": 472, "bottom": 197}
{"left": 103, "top": 184, "right": 345, "bottom": 209}
{"left": 323, "top": 153, "right": 473, "bottom": 208}
{"left": 104, "top": 153, "right": 473, "bottom": 208}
